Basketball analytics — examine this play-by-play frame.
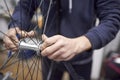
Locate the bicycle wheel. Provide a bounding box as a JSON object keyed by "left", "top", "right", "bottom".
{"left": 0, "top": 0, "right": 55, "bottom": 80}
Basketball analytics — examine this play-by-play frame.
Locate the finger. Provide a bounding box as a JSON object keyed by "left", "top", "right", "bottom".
{"left": 41, "top": 35, "right": 59, "bottom": 50}
{"left": 16, "top": 28, "right": 28, "bottom": 38}
{"left": 3, "top": 28, "right": 19, "bottom": 51}
{"left": 10, "top": 34, "right": 19, "bottom": 43}
{"left": 16, "top": 27, "right": 21, "bottom": 34}
{"left": 64, "top": 54, "right": 75, "bottom": 61}
{"left": 49, "top": 49, "right": 74, "bottom": 61}
{"left": 10, "top": 47, "right": 18, "bottom": 51}
{"left": 4, "top": 34, "right": 18, "bottom": 50}
{"left": 7, "top": 29, "right": 19, "bottom": 42}
{"left": 42, "top": 34, "right": 48, "bottom": 41}
{"left": 28, "top": 31, "right": 36, "bottom": 37}
{"left": 41, "top": 41, "right": 64, "bottom": 59}
{"left": 7, "top": 32, "right": 19, "bottom": 46}
{"left": 41, "top": 35, "right": 48, "bottom": 50}
{"left": 53, "top": 58, "right": 63, "bottom": 62}
{"left": 20, "top": 30, "right": 35, "bottom": 38}
{"left": 41, "top": 44, "right": 60, "bottom": 56}
{"left": 56, "top": 51, "right": 75, "bottom": 61}
{"left": 5, "top": 40, "right": 17, "bottom": 51}
{"left": 18, "top": 30, "right": 27, "bottom": 38}
{"left": 53, "top": 54, "right": 74, "bottom": 62}
{"left": 47, "top": 48, "right": 64, "bottom": 60}
{"left": 7, "top": 45, "right": 18, "bottom": 51}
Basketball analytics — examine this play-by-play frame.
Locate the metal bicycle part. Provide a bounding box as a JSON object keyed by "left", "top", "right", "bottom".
{"left": 19, "top": 38, "right": 42, "bottom": 56}
{"left": 0, "top": 0, "right": 87, "bottom": 79}
{"left": 0, "top": 0, "right": 57, "bottom": 80}
{"left": 0, "top": 0, "right": 46, "bottom": 80}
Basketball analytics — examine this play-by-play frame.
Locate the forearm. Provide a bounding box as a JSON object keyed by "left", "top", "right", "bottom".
{"left": 85, "top": 0, "right": 120, "bottom": 49}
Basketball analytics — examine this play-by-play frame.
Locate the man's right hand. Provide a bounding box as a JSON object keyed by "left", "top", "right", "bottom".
{"left": 3, "top": 27, "right": 35, "bottom": 51}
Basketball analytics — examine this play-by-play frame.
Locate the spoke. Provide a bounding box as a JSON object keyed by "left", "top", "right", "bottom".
{"left": 15, "top": 50, "right": 21, "bottom": 80}
{"left": 21, "top": 51, "right": 25, "bottom": 80}
{"left": 29, "top": 0, "right": 44, "bottom": 43}
{"left": 36, "top": 56, "right": 41, "bottom": 80}
{"left": 0, "top": 52, "right": 16, "bottom": 70}
{"left": 42, "top": 0, "right": 53, "bottom": 34}
{"left": 0, "top": 47, "right": 15, "bottom": 53}
{"left": 24, "top": 56, "right": 36, "bottom": 80}
{"left": 0, "top": 50, "right": 23, "bottom": 70}
{"left": 38, "top": 0, "right": 44, "bottom": 8}
{"left": 14, "top": 52, "right": 35, "bottom": 80}
{"left": 24, "top": 55, "right": 33, "bottom": 80}
{"left": 1, "top": 50, "right": 25, "bottom": 70}
{"left": 19, "top": 0, "right": 44, "bottom": 45}
{"left": 19, "top": 0, "right": 23, "bottom": 40}
{"left": 0, "top": 0, "right": 55, "bottom": 80}
{"left": 44, "top": 11, "right": 57, "bottom": 34}
{"left": 4, "top": 0, "right": 38, "bottom": 46}
{"left": 3, "top": 0, "right": 19, "bottom": 35}
{"left": 34, "top": 17, "right": 41, "bottom": 43}
{"left": 0, "top": 5, "right": 10, "bottom": 16}
{"left": 30, "top": 55, "right": 38, "bottom": 80}
{"left": 0, "top": 30, "right": 18, "bottom": 43}
{"left": 24, "top": 54, "right": 39, "bottom": 80}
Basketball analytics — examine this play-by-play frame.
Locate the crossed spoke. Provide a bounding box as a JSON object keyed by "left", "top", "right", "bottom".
{"left": 0, "top": 0, "right": 55, "bottom": 80}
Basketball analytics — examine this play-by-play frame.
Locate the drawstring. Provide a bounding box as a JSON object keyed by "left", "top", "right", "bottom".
{"left": 69, "top": 0, "right": 72, "bottom": 13}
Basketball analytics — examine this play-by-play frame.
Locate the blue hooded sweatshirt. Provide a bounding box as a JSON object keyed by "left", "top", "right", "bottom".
{"left": 9, "top": 0, "right": 120, "bottom": 62}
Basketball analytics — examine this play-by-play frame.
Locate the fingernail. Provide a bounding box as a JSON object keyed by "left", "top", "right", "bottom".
{"left": 42, "top": 34, "right": 45, "bottom": 41}
{"left": 42, "top": 34, "right": 48, "bottom": 41}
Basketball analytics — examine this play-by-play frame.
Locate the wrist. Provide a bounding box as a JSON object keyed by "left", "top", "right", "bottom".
{"left": 75, "top": 36, "right": 92, "bottom": 54}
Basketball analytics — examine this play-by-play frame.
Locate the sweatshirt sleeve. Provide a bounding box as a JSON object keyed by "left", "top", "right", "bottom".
{"left": 85, "top": 0, "right": 120, "bottom": 49}
{"left": 9, "top": 0, "right": 40, "bottom": 31}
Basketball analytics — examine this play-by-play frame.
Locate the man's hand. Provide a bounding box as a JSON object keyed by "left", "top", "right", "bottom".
{"left": 41, "top": 34, "right": 92, "bottom": 62}
{"left": 3, "top": 27, "right": 35, "bottom": 51}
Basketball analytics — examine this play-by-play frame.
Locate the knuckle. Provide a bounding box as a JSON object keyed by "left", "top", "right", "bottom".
{"left": 55, "top": 35, "right": 62, "bottom": 40}
{"left": 59, "top": 50, "right": 63, "bottom": 54}
{"left": 3, "top": 37, "right": 7, "bottom": 42}
{"left": 44, "top": 49, "right": 50, "bottom": 55}
{"left": 5, "top": 40, "right": 12, "bottom": 45}
{"left": 61, "top": 55, "right": 67, "bottom": 59}
{"left": 45, "top": 40, "right": 51, "bottom": 45}
{"left": 9, "top": 45, "right": 16, "bottom": 48}
{"left": 58, "top": 40, "right": 64, "bottom": 47}
{"left": 8, "top": 33, "right": 15, "bottom": 38}
{"left": 42, "top": 44, "right": 46, "bottom": 50}
{"left": 12, "top": 48, "right": 18, "bottom": 51}
{"left": 40, "top": 44, "right": 44, "bottom": 50}
{"left": 57, "top": 35, "right": 62, "bottom": 39}
{"left": 60, "top": 48, "right": 65, "bottom": 53}
{"left": 8, "top": 39, "right": 14, "bottom": 43}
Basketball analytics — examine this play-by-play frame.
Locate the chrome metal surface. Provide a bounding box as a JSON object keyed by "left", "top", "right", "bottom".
{"left": 19, "top": 38, "right": 42, "bottom": 55}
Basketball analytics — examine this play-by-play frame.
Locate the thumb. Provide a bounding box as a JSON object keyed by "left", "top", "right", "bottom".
{"left": 16, "top": 27, "right": 21, "bottom": 34}
{"left": 16, "top": 27, "right": 28, "bottom": 38}
{"left": 42, "top": 34, "right": 48, "bottom": 41}
{"left": 28, "top": 30, "right": 36, "bottom": 37}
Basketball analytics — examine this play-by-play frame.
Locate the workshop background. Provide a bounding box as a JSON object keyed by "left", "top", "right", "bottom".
{"left": 0, "top": 0, "right": 120, "bottom": 80}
